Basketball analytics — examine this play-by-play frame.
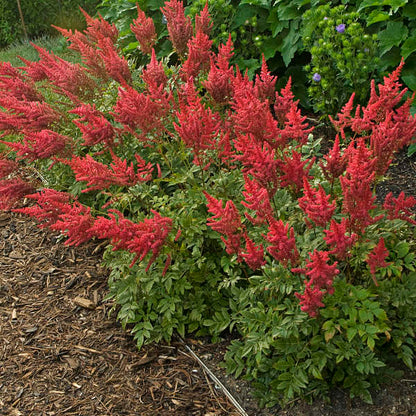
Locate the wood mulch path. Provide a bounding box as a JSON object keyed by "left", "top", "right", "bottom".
{"left": 0, "top": 212, "right": 240, "bottom": 415}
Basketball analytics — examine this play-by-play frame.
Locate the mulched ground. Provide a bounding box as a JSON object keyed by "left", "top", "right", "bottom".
{"left": 0, "top": 213, "right": 239, "bottom": 415}
{"left": 1, "top": 149, "right": 416, "bottom": 416}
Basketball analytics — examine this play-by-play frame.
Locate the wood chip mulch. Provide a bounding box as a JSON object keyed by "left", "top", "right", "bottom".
{"left": 0, "top": 212, "right": 240, "bottom": 416}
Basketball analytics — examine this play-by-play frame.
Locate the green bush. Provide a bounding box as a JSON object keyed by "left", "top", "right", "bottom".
{"left": 1, "top": 2, "right": 416, "bottom": 408}
{"left": 0, "top": 0, "right": 101, "bottom": 48}
{"left": 96, "top": 0, "right": 416, "bottom": 112}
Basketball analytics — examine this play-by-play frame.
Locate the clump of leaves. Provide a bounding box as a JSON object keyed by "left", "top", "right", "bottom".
{"left": 1, "top": 1, "right": 416, "bottom": 408}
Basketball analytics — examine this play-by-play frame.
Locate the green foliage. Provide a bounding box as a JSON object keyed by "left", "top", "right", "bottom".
{"left": 0, "top": 0, "right": 100, "bottom": 47}
{"left": 302, "top": 4, "right": 379, "bottom": 114}
{"left": 2, "top": 4, "right": 416, "bottom": 408}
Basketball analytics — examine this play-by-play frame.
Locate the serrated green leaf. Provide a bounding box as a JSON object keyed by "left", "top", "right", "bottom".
{"left": 378, "top": 22, "right": 409, "bottom": 56}
{"left": 281, "top": 21, "right": 300, "bottom": 66}
{"left": 347, "top": 327, "right": 357, "bottom": 342}
{"left": 366, "top": 10, "right": 390, "bottom": 26}
{"left": 401, "top": 35, "right": 416, "bottom": 59}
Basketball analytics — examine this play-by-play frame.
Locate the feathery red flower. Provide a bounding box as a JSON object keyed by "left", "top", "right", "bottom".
{"left": 141, "top": 49, "right": 168, "bottom": 89}
{"left": 240, "top": 235, "right": 266, "bottom": 270}
{"left": 366, "top": 238, "right": 391, "bottom": 285}
{"left": 181, "top": 31, "right": 213, "bottom": 80}
{"left": 70, "top": 104, "right": 116, "bottom": 148}
{"left": 0, "top": 62, "right": 42, "bottom": 102}
{"left": 62, "top": 152, "right": 153, "bottom": 192}
{"left": 195, "top": 3, "right": 213, "bottom": 36}
{"left": 174, "top": 87, "right": 221, "bottom": 165}
{"left": 278, "top": 151, "right": 315, "bottom": 194}
{"left": 113, "top": 85, "right": 170, "bottom": 137}
{"left": 204, "top": 192, "right": 244, "bottom": 255}
{"left": 13, "top": 188, "right": 73, "bottom": 228}
{"left": 1, "top": 130, "right": 70, "bottom": 161}
{"left": 91, "top": 210, "right": 173, "bottom": 269}
{"left": 97, "top": 37, "right": 132, "bottom": 85}
{"left": 0, "top": 155, "right": 18, "bottom": 178}
{"left": 383, "top": 191, "right": 416, "bottom": 225}
{"left": 203, "top": 36, "right": 234, "bottom": 104}
{"left": 298, "top": 178, "right": 336, "bottom": 227}
{"left": 241, "top": 175, "right": 274, "bottom": 224}
{"left": 0, "top": 96, "right": 60, "bottom": 133}
{"left": 265, "top": 218, "right": 299, "bottom": 266}
{"left": 0, "top": 178, "right": 35, "bottom": 210}
{"left": 131, "top": 3, "right": 157, "bottom": 55}
{"left": 50, "top": 201, "right": 95, "bottom": 246}
{"left": 161, "top": 0, "right": 193, "bottom": 58}
{"left": 323, "top": 218, "right": 357, "bottom": 260}
{"left": 254, "top": 55, "right": 277, "bottom": 103}
{"left": 320, "top": 135, "right": 348, "bottom": 182}
{"left": 294, "top": 250, "right": 339, "bottom": 317}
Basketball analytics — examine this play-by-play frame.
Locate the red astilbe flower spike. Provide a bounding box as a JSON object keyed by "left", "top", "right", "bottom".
{"left": 161, "top": 0, "right": 193, "bottom": 58}
{"left": 241, "top": 175, "right": 274, "bottom": 225}
{"left": 112, "top": 85, "right": 170, "bottom": 138}
{"left": 62, "top": 152, "right": 153, "bottom": 192}
{"left": 142, "top": 49, "right": 168, "bottom": 89}
{"left": 0, "top": 178, "right": 35, "bottom": 211}
{"left": 203, "top": 35, "right": 234, "bottom": 104}
{"left": 0, "top": 96, "right": 60, "bottom": 133}
{"left": 29, "top": 44, "right": 97, "bottom": 99}
{"left": 174, "top": 85, "right": 221, "bottom": 166}
{"left": 240, "top": 235, "right": 266, "bottom": 270}
{"left": 366, "top": 238, "right": 391, "bottom": 286}
{"left": 50, "top": 201, "right": 95, "bottom": 247}
{"left": 97, "top": 37, "right": 132, "bottom": 86}
{"left": 232, "top": 71, "right": 282, "bottom": 148}
{"left": 1, "top": 130, "right": 70, "bottom": 162}
{"left": 274, "top": 78, "right": 295, "bottom": 126}
{"left": 204, "top": 192, "right": 245, "bottom": 256}
{"left": 298, "top": 178, "right": 336, "bottom": 227}
{"left": 279, "top": 105, "right": 314, "bottom": 147}
{"left": 294, "top": 250, "right": 339, "bottom": 317}
{"left": 323, "top": 218, "right": 358, "bottom": 260}
{"left": 52, "top": 26, "right": 109, "bottom": 81}
{"left": 254, "top": 55, "right": 277, "bottom": 103}
{"left": 181, "top": 31, "right": 213, "bottom": 80}
{"left": 80, "top": 8, "right": 119, "bottom": 44}
{"left": 383, "top": 191, "right": 416, "bottom": 225}
{"left": 92, "top": 210, "right": 173, "bottom": 269}
{"left": 70, "top": 104, "right": 116, "bottom": 148}
{"left": 13, "top": 188, "right": 74, "bottom": 228}
{"left": 0, "top": 155, "right": 18, "bottom": 179}
{"left": 265, "top": 218, "right": 299, "bottom": 266}
{"left": 278, "top": 150, "right": 315, "bottom": 194}
{"left": 319, "top": 135, "right": 348, "bottom": 182}
{"left": 195, "top": 2, "right": 213, "bottom": 35}
{"left": 131, "top": 3, "right": 157, "bottom": 55}
{"left": 0, "top": 62, "right": 42, "bottom": 102}
{"left": 340, "top": 139, "right": 381, "bottom": 234}
{"left": 233, "top": 135, "right": 280, "bottom": 195}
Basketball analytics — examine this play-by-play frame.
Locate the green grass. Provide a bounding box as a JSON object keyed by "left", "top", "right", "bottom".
{"left": 0, "top": 34, "right": 80, "bottom": 66}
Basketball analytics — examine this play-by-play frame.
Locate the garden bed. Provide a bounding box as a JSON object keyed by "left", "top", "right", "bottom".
{"left": 1, "top": 146, "right": 416, "bottom": 415}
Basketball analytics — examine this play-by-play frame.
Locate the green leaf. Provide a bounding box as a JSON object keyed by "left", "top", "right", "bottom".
{"left": 347, "top": 327, "right": 357, "bottom": 342}
{"left": 401, "top": 35, "right": 416, "bottom": 59}
{"left": 366, "top": 10, "right": 390, "bottom": 26}
{"left": 378, "top": 22, "right": 409, "bottom": 56}
{"left": 281, "top": 21, "right": 300, "bottom": 66}
{"left": 358, "top": 0, "right": 385, "bottom": 12}
{"left": 396, "top": 242, "right": 410, "bottom": 258}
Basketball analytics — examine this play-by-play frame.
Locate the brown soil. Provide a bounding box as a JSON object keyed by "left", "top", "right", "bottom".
{"left": 1, "top": 150, "right": 416, "bottom": 416}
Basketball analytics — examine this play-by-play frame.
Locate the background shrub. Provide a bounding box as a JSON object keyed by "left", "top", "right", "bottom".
{"left": 0, "top": 0, "right": 101, "bottom": 48}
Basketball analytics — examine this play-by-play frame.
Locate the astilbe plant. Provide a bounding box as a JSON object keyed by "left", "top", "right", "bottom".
{"left": 1, "top": 1, "right": 416, "bottom": 408}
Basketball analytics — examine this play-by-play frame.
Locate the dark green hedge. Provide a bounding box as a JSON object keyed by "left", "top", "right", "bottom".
{"left": 0, "top": 0, "right": 100, "bottom": 48}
